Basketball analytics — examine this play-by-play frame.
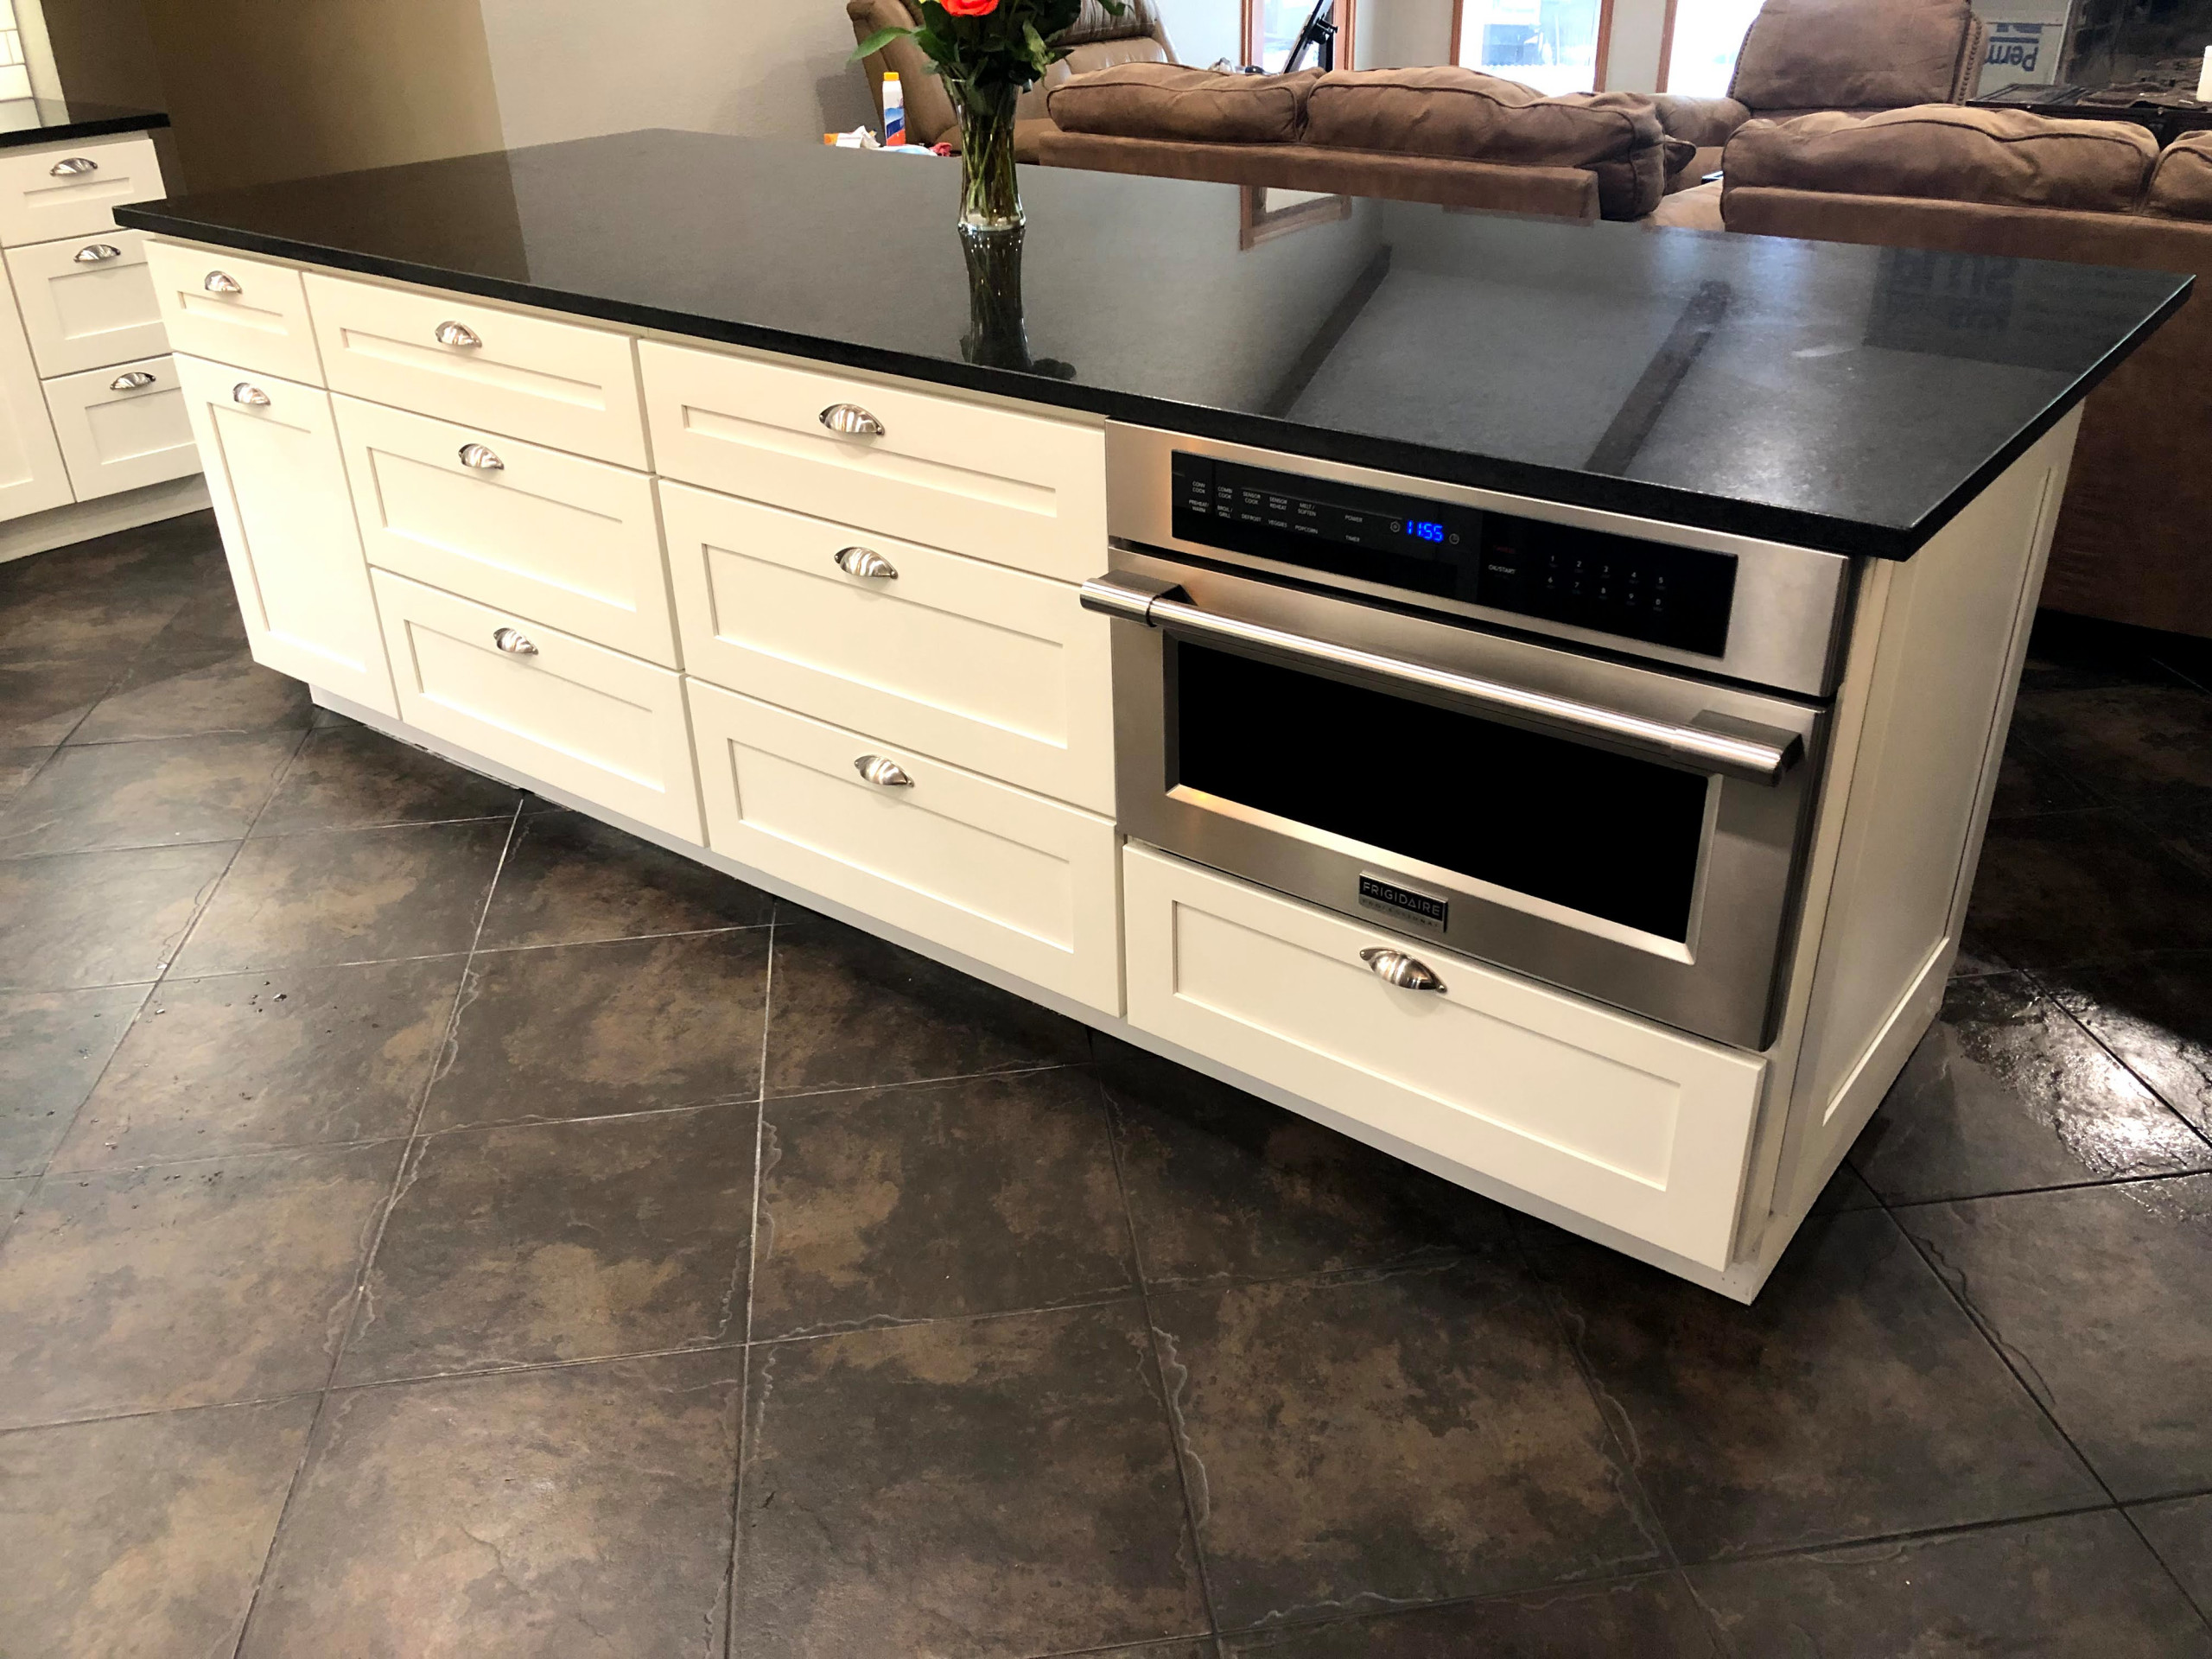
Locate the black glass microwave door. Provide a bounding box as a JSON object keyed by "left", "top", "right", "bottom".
{"left": 1171, "top": 643, "right": 1709, "bottom": 942}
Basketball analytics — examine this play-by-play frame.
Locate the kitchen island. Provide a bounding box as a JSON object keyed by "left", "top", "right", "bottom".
{"left": 118, "top": 131, "right": 2184, "bottom": 1300}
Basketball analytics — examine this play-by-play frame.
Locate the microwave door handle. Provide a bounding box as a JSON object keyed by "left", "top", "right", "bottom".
{"left": 1078, "top": 572, "right": 1802, "bottom": 786}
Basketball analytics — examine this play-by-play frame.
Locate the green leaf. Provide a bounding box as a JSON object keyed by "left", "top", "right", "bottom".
{"left": 847, "top": 23, "right": 916, "bottom": 62}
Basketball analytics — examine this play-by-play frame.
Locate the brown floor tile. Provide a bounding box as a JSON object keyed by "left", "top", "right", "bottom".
{"left": 2012, "top": 680, "right": 2212, "bottom": 823}
{"left": 0, "top": 984, "right": 147, "bottom": 1177}
{"left": 242, "top": 1351, "right": 742, "bottom": 1657}
{"left": 2047, "top": 951, "right": 2212, "bottom": 1137}
{"left": 0, "top": 652, "right": 120, "bottom": 747}
{"left": 1152, "top": 1260, "right": 1661, "bottom": 1631}
{"left": 0, "top": 730, "right": 299, "bottom": 857}
{"left": 338, "top": 1104, "right": 756, "bottom": 1382}
{"left": 0, "top": 572, "right": 186, "bottom": 659}
{"left": 69, "top": 643, "right": 312, "bottom": 744}
{"left": 1898, "top": 1176, "right": 2212, "bottom": 1502}
{"left": 1221, "top": 1576, "right": 1717, "bottom": 1656}
{"left": 0, "top": 842, "right": 235, "bottom": 991}
{"left": 0, "top": 743, "right": 48, "bottom": 809}
{"left": 252, "top": 721, "right": 520, "bottom": 835}
{"left": 1849, "top": 974, "right": 2212, "bottom": 1204}
{"left": 475, "top": 806, "right": 774, "bottom": 949}
{"left": 2132, "top": 1492, "right": 2212, "bottom": 1614}
{"left": 1688, "top": 1510, "right": 2212, "bottom": 1657}
{"left": 1102, "top": 1037, "right": 1510, "bottom": 1288}
{"left": 0, "top": 1141, "right": 403, "bottom": 1427}
{"left": 419, "top": 931, "right": 768, "bottom": 1131}
{"left": 1524, "top": 1208, "right": 2101, "bottom": 1561}
{"left": 173, "top": 819, "right": 510, "bottom": 976}
{"left": 765, "top": 915, "right": 1090, "bottom": 1097}
{"left": 738, "top": 1302, "right": 1204, "bottom": 1658}
{"left": 0, "top": 1397, "right": 316, "bottom": 1657}
{"left": 1988, "top": 736, "right": 2094, "bottom": 821}
{"left": 1808, "top": 1159, "right": 1881, "bottom": 1213}
{"left": 52, "top": 958, "right": 464, "bottom": 1170}
{"left": 753, "top": 1069, "right": 1131, "bottom": 1339}
{"left": 1961, "top": 810, "right": 2212, "bottom": 969}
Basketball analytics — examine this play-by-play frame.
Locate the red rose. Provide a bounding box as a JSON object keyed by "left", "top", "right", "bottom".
{"left": 941, "top": 0, "right": 999, "bottom": 13}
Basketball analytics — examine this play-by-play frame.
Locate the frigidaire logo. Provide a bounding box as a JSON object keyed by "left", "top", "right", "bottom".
{"left": 1357, "top": 874, "right": 1448, "bottom": 934}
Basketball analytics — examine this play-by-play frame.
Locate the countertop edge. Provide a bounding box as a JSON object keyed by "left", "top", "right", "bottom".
{"left": 119, "top": 200, "right": 2178, "bottom": 563}
{"left": 8, "top": 110, "right": 168, "bottom": 149}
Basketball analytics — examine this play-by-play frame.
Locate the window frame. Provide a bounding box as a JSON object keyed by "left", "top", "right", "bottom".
{"left": 1447, "top": 0, "right": 1618, "bottom": 92}
{"left": 1242, "top": 0, "right": 1359, "bottom": 73}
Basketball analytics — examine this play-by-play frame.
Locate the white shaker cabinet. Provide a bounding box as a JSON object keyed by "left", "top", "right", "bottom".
{"left": 0, "top": 253, "right": 71, "bottom": 521}
{"left": 172, "top": 353, "right": 397, "bottom": 715}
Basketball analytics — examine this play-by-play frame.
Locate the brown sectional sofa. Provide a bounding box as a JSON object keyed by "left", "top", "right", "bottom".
{"left": 1720, "top": 107, "right": 2212, "bottom": 636}
{"left": 1036, "top": 63, "right": 1686, "bottom": 221}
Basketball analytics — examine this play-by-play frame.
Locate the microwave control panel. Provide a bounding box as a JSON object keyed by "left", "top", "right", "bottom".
{"left": 1170, "top": 452, "right": 1737, "bottom": 658}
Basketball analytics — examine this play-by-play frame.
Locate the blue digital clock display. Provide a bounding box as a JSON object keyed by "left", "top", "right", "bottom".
{"left": 1407, "top": 519, "right": 1446, "bottom": 543}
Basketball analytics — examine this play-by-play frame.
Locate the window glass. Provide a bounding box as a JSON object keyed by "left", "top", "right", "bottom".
{"left": 1255, "top": 0, "right": 1338, "bottom": 73}
{"left": 1663, "top": 0, "right": 1764, "bottom": 97}
{"left": 1456, "top": 0, "right": 1605, "bottom": 96}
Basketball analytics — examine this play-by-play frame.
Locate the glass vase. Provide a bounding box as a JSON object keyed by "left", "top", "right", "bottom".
{"left": 952, "top": 78, "right": 1023, "bottom": 232}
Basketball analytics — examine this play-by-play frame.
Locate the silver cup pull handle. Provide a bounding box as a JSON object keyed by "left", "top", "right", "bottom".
{"left": 110, "top": 371, "right": 157, "bottom": 391}
{"left": 435, "top": 320, "right": 483, "bottom": 349}
{"left": 49, "top": 157, "right": 97, "bottom": 177}
{"left": 458, "top": 442, "right": 505, "bottom": 472}
{"left": 204, "top": 270, "right": 243, "bottom": 295}
{"left": 232, "top": 383, "right": 270, "bottom": 407}
{"left": 833, "top": 546, "right": 897, "bottom": 580}
{"left": 492, "top": 627, "right": 538, "bottom": 656}
{"left": 819, "top": 403, "right": 885, "bottom": 438}
{"left": 73, "top": 243, "right": 122, "bottom": 264}
{"left": 1360, "top": 947, "right": 1446, "bottom": 994}
{"left": 854, "top": 754, "right": 913, "bottom": 789}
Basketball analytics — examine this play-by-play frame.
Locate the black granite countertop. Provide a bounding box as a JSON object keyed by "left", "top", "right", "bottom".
{"left": 0, "top": 98, "right": 166, "bottom": 149}
{"left": 119, "top": 129, "right": 2188, "bottom": 558}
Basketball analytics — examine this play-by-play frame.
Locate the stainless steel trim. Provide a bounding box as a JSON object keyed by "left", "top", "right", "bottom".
{"left": 109, "top": 371, "right": 157, "bottom": 392}
{"left": 203, "top": 270, "right": 243, "bottom": 296}
{"left": 73, "top": 243, "right": 122, "bottom": 264}
{"left": 820, "top": 403, "right": 886, "bottom": 438}
{"left": 49, "top": 157, "right": 98, "bottom": 177}
{"left": 458, "top": 442, "right": 505, "bottom": 472}
{"left": 1081, "top": 571, "right": 1801, "bottom": 785}
{"left": 231, "top": 383, "right": 270, "bottom": 408}
{"left": 855, "top": 754, "right": 913, "bottom": 788}
{"left": 435, "top": 321, "right": 483, "bottom": 349}
{"left": 1104, "top": 422, "right": 1854, "bottom": 699}
{"left": 1360, "top": 947, "right": 1446, "bottom": 993}
{"left": 834, "top": 545, "right": 898, "bottom": 580}
{"left": 492, "top": 627, "right": 537, "bottom": 656}
{"left": 1104, "top": 547, "right": 1825, "bottom": 1049}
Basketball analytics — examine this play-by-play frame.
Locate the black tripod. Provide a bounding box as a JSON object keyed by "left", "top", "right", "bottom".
{"left": 1281, "top": 0, "right": 1338, "bottom": 71}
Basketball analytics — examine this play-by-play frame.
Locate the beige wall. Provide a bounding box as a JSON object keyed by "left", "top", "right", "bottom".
{"left": 479, "top": 0, "right": 873, "bottom": 150}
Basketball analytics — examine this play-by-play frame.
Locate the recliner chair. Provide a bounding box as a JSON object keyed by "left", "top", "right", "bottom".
{"left": 845, "top": 0, "right": 1178, "bottom": 158}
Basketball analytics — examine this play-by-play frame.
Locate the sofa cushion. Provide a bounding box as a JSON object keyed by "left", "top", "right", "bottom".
{"left": 1732, "top": 0, "right": 1979, "bottom": 113}
{"left": 1303, "top": 67, "right": 1668, "bottom": 218}
{"left": 1047, "top": 63, "right": 1318, "bottom": 145}
{"left": 2145, "top": 131, "right": 2212, "bottom": 220}
{"left": 1724, "top": 107, "right": 2158, "bottom": 213}
{"left": 1061, "top": 0, "right": 1163, "bottom": 46}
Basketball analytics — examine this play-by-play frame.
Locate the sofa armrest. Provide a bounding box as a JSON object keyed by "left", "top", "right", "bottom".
{"left": 1650, "top": 95, "right": 1751, "bottom": 149}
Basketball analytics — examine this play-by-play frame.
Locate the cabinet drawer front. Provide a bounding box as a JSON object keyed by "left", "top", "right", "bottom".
{"left": 307, "top": 274, "right": 646, "bottom": 467}
{"left": 0, "top": 136, "right": 162, "bottom": 247}
{"left": 373, "top": 569, "right": 702, "bottom": 841}
{"left": 662, "top": 482, "right": 1112, "bottom": 811}
{"left": 641, "top": 341, "right": 1106, "bottom": 582}
{"left": 44, "top": 353, "right": 199, "bottom": 501}
{"left": 143, "top": 241, "right": 322, "bottom": 385}
{"left": 8, "top": 228, "right": 164, "bottom": 376}
{"left": 1122, "top": 843, "right": 1763, "bottom": 1271}
{"left": 339, "top": 397, "right": 677, "bottom": 667}
{"left": 173, "top": 355, "right": 396, "bottom": 716}
{"left": 689, "top": 679, "right": 1121, "bottom": 1014}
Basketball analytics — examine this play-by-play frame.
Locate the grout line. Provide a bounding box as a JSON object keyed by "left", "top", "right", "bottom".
{"left": 1880, "top": 1166, "right": 2212, "bottom": 1212}
{"left": 0, "top": 1384, "right": 329, "bottom": 1441}
{"left": 723, "top": 902, "right": 775, "bottom": 1658}
{"left": 315, "top": 1336, "right": 753, "bottom": 1398}
{"left": 2120, "top": 1500, "right": 2212, "bottom": 1637}
{"left": 1096, "top": 1073, "right": 1226, "bottom": 1642}
{"left": 226, "top": 791, "right": 526, "bottom": 1659}
{"left": 761, "top": 1059, "right": 1088, "bottom": 1109}
{"left": 2021, "top": 970, "right": 2212, "bottom": 1160}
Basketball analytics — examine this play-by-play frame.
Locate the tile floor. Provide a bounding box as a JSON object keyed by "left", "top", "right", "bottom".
{"left": 0, "top": 516, "right": 2209, "bottom": 1656}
